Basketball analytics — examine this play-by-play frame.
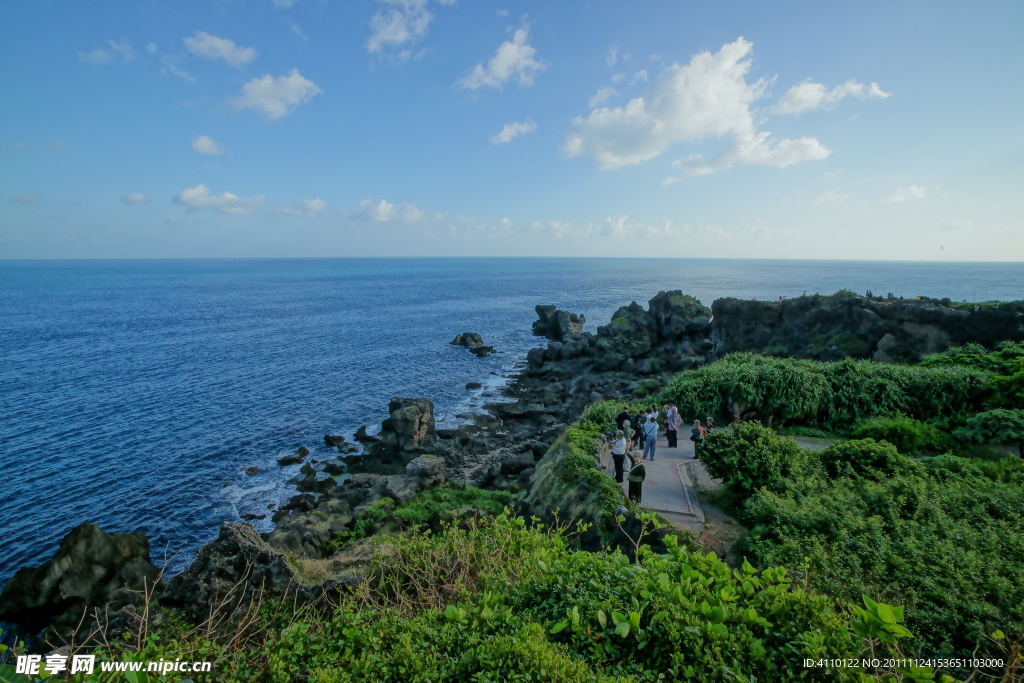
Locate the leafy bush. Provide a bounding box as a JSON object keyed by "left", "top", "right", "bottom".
{"left": 86, "top": 515, "right": 900, "bottom": 682}
{"left": 633, "top": 378, "right": 661, "bottom": 398}
{"left": 739, "top": 440, "right": 1024, "bottom": 660}
{"left": 659, "top": 353, "right": 986, "bottom": 430}
{"left": 921, "top": 341, "right": 1024, "bottom": 408}
{"left": 851, "top": 416, "right": 954, "bottom": 454}
{"left": 699, "top": 422, "right": 803, "bottom": 498}
{"left": 955, "top": 408, "right": 1024, "bottom": 457}
{"left": 818, "top": 439, "right": 922, "bottom": 480}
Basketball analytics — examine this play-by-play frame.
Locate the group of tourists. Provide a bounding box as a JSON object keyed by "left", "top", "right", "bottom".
{"left": 608, "top": 404, "right": 716, "bottom": 505}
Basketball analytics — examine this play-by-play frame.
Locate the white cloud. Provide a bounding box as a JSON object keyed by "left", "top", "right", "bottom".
{"left": 191, "top": 135, "right": 224, "bottom": 155}
{"left": 108, "top": 39, "right": 136, "bottom": 62}
{"left": 78, "top": 39, "right": 136, "bottom": 65}
{"left": 490, "top": 120, "right": 536, "bottom": 144}
{"left": 230, "top": 69, "right": 322, "bottom": 121}
{"left": 611, "top": 73, "right": 625, "bottom": 84}
{"left": 367, "top": 0, "right": 432, "bottom": 55}
{"left": 565, "top": 38, "right": 765, "bottom": 169}
{"left": 122, "top": 193, "right": 150, "bottom": 204}
{"left": 278, "top": 198, "right": 327, "bottom": 217}
{"left": 631, "top": 70, "right": 648, "bottom": 83}
{"left": 11, "top": 193, "right": 41, "bottom": 204}
{"left": 174, "top": 184, "right": 265, "bottom": 214}
{"left": 773, "top": 79, "right": 890, "bottom": 114}
{"left": 814, "top": 190, "right": 848, "bottom": 205}
{"left": 184, "top": 31, "right": 257, "bottom": 67}
{"left": 589, "top": 87, "right": 617, "bottom": 107}
{"left": 357, "top": 198, "right": 424, "bottom": 223}
{"left": 607, "top": 48, "right": 618, "bottom": 66}
{"left": 886, "top": 185, "right": 928, "bottom": 203}
{"left": 146, "top": 42, "right": 158, "bottom": 55}
{"left": 567, "top": 38, "right": 831, "bottom": 174}
{"left": 161, "top": 55, "right": 196, "bottom": 84}
{"left": 458, "top": 28, "right": 546, "bottom": 90}
{"left": 290, "top": 23, "right": 309, "bottom": 41}
{"left": 77, "top": 48, "right": 113, "bottom": 65}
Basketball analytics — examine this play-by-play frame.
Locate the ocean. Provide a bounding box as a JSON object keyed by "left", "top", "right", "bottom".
{"left": 1, "top": 257, "right": 1021, "bottom": 584}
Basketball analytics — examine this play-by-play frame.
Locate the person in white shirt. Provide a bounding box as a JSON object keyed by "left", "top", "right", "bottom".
{"left": 611, "top": 430, "right": 628, "bottom": 482}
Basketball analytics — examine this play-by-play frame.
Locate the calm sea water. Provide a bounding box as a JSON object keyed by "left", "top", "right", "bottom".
{"left": 1, "top": 257, "right": 1021, "bottom": 584}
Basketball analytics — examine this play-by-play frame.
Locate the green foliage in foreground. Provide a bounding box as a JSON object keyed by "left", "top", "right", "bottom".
{"left": 700, "top": 426, "right": 1024, "bottom": 660}
{"left": 71, "top": 515, "right": 934, "bottom": 683}
{"left": 658, "top": 353, "right": 987, "bottom": 430}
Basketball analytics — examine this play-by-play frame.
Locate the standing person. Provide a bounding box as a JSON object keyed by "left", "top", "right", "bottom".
{"left": 705, "top": 416, "right": 716, "bottom": 431}
{"left": 632, "top": 408, "right": 645, "bottom": 450}
{"left": 666, "top": 407, "right": 681, "bottom": 448}
{"left": 627, "top": 457, "right": 646, "bottom": 504}
{"left": 690, "top": 420, "right": 704, "bottom": 455}
{"left": 611, "top": 430, "right": 628, "bottom": 483}
{"left": 615, "top": 407, "right": 631, "bottom": 430}
{"left": 642, "top": 416, "right": 659, "bottom": 461}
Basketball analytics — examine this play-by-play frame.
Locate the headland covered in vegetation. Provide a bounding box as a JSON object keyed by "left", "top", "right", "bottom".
{"left": 1, "top": 290, "right": 1022, "bottom": 682}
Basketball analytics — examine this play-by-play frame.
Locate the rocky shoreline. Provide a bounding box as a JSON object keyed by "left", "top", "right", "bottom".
{"left": 3, "top": 289, "right": 1022, "bottom": 648}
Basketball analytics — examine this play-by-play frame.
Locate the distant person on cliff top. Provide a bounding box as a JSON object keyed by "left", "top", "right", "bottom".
{"left": 666, "top": 407, "right": 681, "bottom": 448}
{"left": 627, "top": 458, "right": 646, "bottom": 504}
{"left": 642, "top": 416, "right": 659, "bottom": 461}
{"left": 615, "top": 408, "right": 631, "bottom": 430}
{"left": 611, "top": 430, "right": 628, "bottom": 483}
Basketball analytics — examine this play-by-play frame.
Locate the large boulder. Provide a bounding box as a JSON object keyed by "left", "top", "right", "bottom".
{"left": 532, "top": 305, "right": 586, "bottom": 342}
{"left": 0, "top": 524, "right": 161, "bottom": 636}
{"left": 595, "top": 302, "right": 657, "bottom": 360}
{"left": 349, "top": 398, "right": 438, "bottom": 474}
{"left": 647, "top": 291, "right": 712, "bottom": 341}
{"left": 264, "top": 499, "right": 353, "bottom": 558}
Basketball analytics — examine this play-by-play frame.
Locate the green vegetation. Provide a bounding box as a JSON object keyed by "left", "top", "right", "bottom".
{"left": 59, "top": 515, "right": 939, "bottom": 683}
{"left": 921, "top": 341, "right": 1024, "bottom": 408}
{"left": 699, "top": 425, "right": 1024, "bottom": 663}
{"left": 851, "top": 416, "right": 954, "bottom": 455}
{"left": 955, "top": 409, "right": 1024, "bottom": 457}
{"left": 658, "top": 353, "right": 987, "bottom": 431}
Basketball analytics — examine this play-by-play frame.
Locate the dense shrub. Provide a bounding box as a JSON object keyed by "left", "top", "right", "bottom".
{"left": 921, "top": 341, "right": 1024, "bottom": 408}
{"left": 954, "top": 408, "right": 1024, "bottom": 457}
{"left": 79, "top": 515, "right": 892, "bottom": 682}
{"left": 739, "top": 439, "right": 1024, "bottom": 661}
{"left": 659, "top": 353, "right": 986, "bottom": 430}
{"left": 817, "top": 438, "right": 922, "bottom": 480}
{"left": 851, "top": 416, "right": 955, "bottom": 454}
{"left": 699, "top": 422, "right": 804, "bottom": 498}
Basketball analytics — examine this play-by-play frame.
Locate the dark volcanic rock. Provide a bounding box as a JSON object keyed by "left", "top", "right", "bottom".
{"left": 469, "top": 345, "right": 496, "bottom": 357}
{"left": 532, "top": 305, "right": 586, "bottom": 342}
{"left": 710, "top": 293, "right": 1024, "bottom": 362}
{"left": 277, "top": 446, "right": 309, "bottom": 466}
{"left": 465, "top": 382, "right": 483, "bottom": 389}
{"left": 0, "top": 524, "right": 161, "bottom": 637}
{"left": 450, "top": 332, "right": 485, "bottom": 348}
{"left": 347, "top": 398, "right": 437, "bottom": 474}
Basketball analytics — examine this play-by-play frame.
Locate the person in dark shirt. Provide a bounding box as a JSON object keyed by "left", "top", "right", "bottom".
{"left": 615, "top": 408, "right": 631, "bottom": 430}
{"left": 627, "top": 458, "right": 646, "bottom": 504}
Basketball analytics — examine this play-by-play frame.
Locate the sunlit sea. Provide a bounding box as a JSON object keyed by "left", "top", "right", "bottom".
{"left": 2, "top": 257, "right": 1021, "bottom": 584}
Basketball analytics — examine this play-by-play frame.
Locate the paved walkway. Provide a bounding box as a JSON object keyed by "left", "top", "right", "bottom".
{"left": 605, "top": 433, "right": 705, "bottom": 532}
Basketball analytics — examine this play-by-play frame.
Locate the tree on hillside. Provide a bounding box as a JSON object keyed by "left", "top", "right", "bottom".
{"left": 955, "top": 409, "right": 1024, "bottom": 457}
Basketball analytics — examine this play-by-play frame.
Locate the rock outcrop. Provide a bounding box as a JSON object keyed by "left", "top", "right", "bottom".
{"left": 0, "top": 524, "right": 161, "bottom": 637}
{"left": 349, "top": 398, "right": 437, "bottom": 474}
{"left": 710, "top": 293, "right": 1024, "bottom": 363}
{"left": 451, "top": 332, "right": 496, "bottom": 357}
{"left": 532, "top": 305, "right": 586, "bottom": 342}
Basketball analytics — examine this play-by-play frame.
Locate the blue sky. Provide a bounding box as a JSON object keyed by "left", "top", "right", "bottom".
{"left": 2, "top": 0, "right": 1022, "bottom": 259}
